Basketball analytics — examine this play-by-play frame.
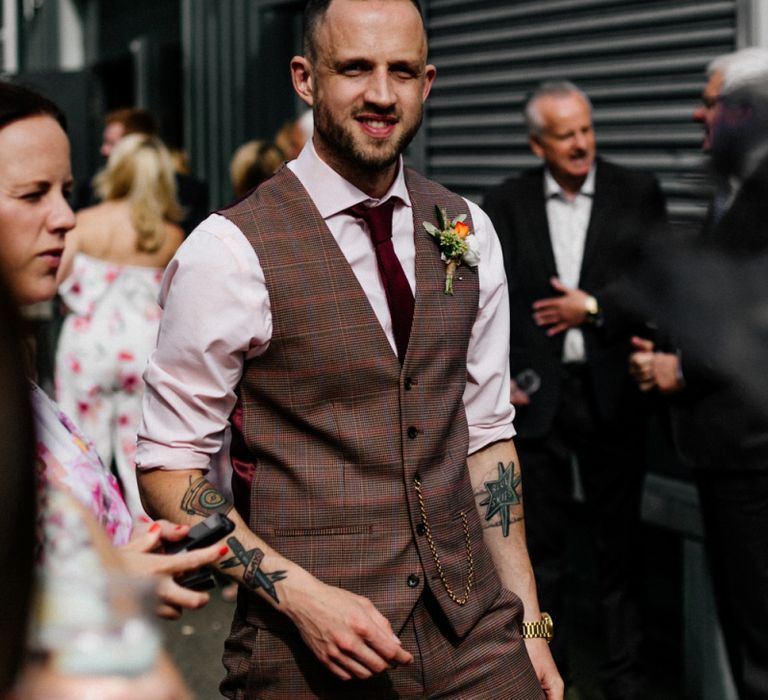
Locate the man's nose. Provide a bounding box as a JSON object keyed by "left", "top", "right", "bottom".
{"left": 364, "top": 71, "right": 396, "bottom": 107}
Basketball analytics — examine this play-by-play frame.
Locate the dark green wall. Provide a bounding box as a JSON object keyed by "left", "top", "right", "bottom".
{"left": 97, "top": 0, "right": 180, "bottom": 61}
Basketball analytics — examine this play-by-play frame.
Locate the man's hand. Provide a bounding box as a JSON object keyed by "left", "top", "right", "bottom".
{"left": 629, "top": 337, "right": 684, "bottom": 394}
{"left": 120, "top": 519, "right": 228, "bottom": 619}
{"left": 282, "top": 573, "right": 413, "bottom": 681}
{"left": 137, "top": 468, "right": 410, "bottom": 679}
{"left": 532, "top": 277, "right": 591, "bottom": 336}
{"left": 629, "top": 336, "right": 657, "bottom": 392}
{"left": 510, "top": 379, "right": 531, "bottom": 406}
{"left": 525, "top": 639, "right": 564, "bottom": 700}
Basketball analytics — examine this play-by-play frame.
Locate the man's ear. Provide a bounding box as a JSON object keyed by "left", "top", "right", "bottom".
{"left": 422, "top": 64, "right": 437, "bottom": 102}
{"left": 529, "top": 133, "right": 545, "bottom": 159}
{"left": 291, "top": 56, "right": 314, "bottom": 107}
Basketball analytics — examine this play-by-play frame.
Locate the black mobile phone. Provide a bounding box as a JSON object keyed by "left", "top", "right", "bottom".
{"left": 167, "top": 513, "right": 235, "bottom": 590}
{"left": 166, "top": 512, "right": 235, "bottom": 555}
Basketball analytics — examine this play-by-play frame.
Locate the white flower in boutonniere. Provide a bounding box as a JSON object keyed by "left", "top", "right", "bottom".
{"left": 423, "top": 205, "right": 480, "bottom": 295}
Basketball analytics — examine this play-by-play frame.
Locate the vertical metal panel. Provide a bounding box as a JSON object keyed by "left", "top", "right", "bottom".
{"left": 1, "top": 0, "right": 20, "bottom": 72}
{"left": 182, "top": 0, "right": 303, "bottom": 209}
{"left": 183, "top": 0, "right": 255, "bottom": 208}
{"left": 17, "top": 0, "right": 59, "bottom": 71}
{"left": 425, "top": 0, "right": 738, "bottom": 233}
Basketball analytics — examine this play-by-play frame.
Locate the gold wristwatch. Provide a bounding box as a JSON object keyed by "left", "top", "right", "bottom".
{"left": 521, "top": 612, "right": 554, "bottom": 643}
{"left": 584, "top": 295, "right": 600, "bottom": 324}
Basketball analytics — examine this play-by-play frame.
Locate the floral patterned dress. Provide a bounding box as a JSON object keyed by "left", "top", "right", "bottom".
{"left": 32, "top": 382, "right": 132, "bottom": 546}
{"left": 55, "top": 253, "right": 165, "bottom": 519}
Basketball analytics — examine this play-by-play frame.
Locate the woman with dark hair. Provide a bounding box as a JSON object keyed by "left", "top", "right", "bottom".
{"left": 0, "top": 274, "right": 36, "bottom": 697}
{"left": 0, "top": 80, "right": 228, "bottom": 697}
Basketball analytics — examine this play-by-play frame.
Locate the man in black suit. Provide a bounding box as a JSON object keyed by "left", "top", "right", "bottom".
{"left": 483, "top": 81, "right": 666, "bottom": 700}
{"left": 630, "top": 49, "right": 768, "bottom": 699}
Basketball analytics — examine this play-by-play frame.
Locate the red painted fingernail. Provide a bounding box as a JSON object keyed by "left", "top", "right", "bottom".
{"left": 138, "top": 515, "right": 151, "bottom": 523}
{"left": 175, "top": 525, "right": 185, "bottom": 530}
{"left": 219, "top": 545, "right": 229, "bottom": 556}
{"left": 149, "top": 523, "right": 161, "bottom": 533}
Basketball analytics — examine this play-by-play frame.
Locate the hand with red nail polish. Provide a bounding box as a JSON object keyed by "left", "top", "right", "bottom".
{"left": 119, "top": 519, "right": 221, "bottom": 619}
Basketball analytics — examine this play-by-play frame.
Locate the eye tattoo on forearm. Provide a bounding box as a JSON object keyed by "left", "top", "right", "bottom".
{"left": 478, "top": 461, "right": 523, "bottom": 537}
{"left": 181, "top": 476, "right": 233, "bottom": 517}
{"left": 219, "top": 537, "right": 287, "bottom": 603}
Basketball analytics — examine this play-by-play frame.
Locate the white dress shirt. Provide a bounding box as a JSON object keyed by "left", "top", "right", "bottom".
{"left": 136, "top": 141, "right": 515, "bottom": 472}
{"left": 544, "top": 166, "right": 596, "bottom": 363}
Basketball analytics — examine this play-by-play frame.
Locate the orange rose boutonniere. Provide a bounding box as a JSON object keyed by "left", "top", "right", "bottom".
{"left": 423, "top": 206, "right": 480, "bottom": 295}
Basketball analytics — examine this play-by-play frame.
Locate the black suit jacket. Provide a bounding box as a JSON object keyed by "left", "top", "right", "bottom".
{"left": 673, "top": 155, "right": 768, "bottom": 470}
{"left": 483, "top": 158, "right": 667, "bottom": 439}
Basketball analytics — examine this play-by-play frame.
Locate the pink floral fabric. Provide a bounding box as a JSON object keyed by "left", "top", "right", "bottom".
{"left": 32, "top": 382, "right": 132, "bottom": 546}
{"left": 55, "top": 253, "right": 165, "bottom": 518}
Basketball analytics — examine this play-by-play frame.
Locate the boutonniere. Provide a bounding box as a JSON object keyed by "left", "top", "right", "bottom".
{"left": 423, "top": 206, "right": 480, "bottom": 295}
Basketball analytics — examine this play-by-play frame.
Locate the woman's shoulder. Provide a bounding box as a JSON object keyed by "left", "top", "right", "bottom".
{"left": 76, "top": 200, "right": 127, "bottom": 226}
{"left": 159, "top": 221, "right": 185, "bottom": 263}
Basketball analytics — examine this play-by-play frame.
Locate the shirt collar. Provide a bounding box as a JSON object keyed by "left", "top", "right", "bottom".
{"left": 291, "top": 139, "right": 411, "bottom": 218}
{"left": 544, "top": 164, "right": 596, "bottom": 200}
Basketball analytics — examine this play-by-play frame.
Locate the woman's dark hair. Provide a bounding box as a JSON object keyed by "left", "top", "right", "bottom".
{"left": 0, "top": 273, "right": 36, "bottom": 694}
{"left": 0, "top": 80, "right": 67, "bottom": 132}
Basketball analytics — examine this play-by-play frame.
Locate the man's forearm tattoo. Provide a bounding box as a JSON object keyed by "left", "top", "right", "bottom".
{"left": 478, "top": 461, "right": 523, "bottom": 537}
{"left": 181, "top": 476, "right": 233, "bottom": 517}
{"left": 220, "top": 537, "right": 287, "bottom": 603}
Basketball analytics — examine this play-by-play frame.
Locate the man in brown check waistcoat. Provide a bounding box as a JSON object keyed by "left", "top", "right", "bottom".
{"left": 136, "top": 1, "right": 562, "bottom": 697}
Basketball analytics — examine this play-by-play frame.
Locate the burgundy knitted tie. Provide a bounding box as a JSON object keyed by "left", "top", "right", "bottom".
{"left": 347, "top": 200, "right": 414, "bottom": 363}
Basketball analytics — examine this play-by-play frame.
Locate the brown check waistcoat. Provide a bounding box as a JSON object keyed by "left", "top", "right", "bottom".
{"left": 220, "top": 166, "right": 501, "bottom": 640}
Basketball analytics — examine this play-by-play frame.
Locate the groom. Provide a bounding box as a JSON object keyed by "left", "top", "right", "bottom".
{"left": 136, "top": 0, "right": 561, "bottom": 697}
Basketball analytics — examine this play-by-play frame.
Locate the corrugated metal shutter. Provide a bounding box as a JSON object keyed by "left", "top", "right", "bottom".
{"left": 425, "top": 0, "right": 738, "bottom": 232}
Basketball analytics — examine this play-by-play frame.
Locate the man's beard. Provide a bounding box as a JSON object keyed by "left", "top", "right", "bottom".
{"left": 314, "top": 101, "right": 423, "bottom": 174}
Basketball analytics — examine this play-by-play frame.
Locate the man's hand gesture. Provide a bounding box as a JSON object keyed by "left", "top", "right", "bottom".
{"left": 532, "top": 277, "right": 591, "bottom": 336}
{"left": 283, "top": 574, "right": 413, "bottom": 680}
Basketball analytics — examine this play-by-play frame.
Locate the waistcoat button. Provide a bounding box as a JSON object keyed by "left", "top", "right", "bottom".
{"left": 407, "top": 426, "right": 418, "bottom": 439}
{"left": 407, "top": 574, "right": 420, "bottom": 588}
{"left": 404, "top": 377, "right": 413, "bottom": 390}
{"left": 416, "top": 523, "right": 426, "bottom": 536}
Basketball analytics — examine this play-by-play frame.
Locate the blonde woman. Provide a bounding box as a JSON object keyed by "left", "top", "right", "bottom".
{"left": 55, "top": 133, "right": 184, "bottom": 518}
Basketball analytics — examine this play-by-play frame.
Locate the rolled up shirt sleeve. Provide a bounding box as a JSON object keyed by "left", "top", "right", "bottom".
{"left": 136, "top": 214, "right": 270, "bottom": 472}
{"left": 463, "top": 200, "right": 516, "bottom": 455}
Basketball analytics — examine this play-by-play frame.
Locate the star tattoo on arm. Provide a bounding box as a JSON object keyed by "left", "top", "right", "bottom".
{"left": 181, "top": 475, "right": 234, "bottom": 517}
{"left": 219, "top": 537, "right": 287, "bottom": 603}
{"left": 478, "top": 461, "right": 523, "bottom": 537}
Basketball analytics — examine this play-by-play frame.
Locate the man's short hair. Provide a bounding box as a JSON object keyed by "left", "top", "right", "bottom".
{"left": 302, "top": 0, "right": 424, "bottom": 63}
{"left": 708, "top": 47, "right": 768, "bottom": 97}
{"left": 104, "top": 107, "right": 158, "bottom": 136}
{"left": 523, "top": 81, "right": 592, "bottom": 136}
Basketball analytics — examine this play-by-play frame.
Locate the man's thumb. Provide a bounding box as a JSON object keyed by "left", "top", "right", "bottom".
{"left": 630, "top": 335, "right": 654, "bottom": 352}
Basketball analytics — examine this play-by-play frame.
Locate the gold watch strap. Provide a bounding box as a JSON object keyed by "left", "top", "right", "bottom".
{"left": 521, "top": 612, "right": 554, "bottom": 642}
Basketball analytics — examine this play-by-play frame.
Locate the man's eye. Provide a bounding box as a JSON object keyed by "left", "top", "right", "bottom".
{"left": 342, "top": 64, "right": 364, "bottom": 75}
{"left": 21, "top": 191, "right": 44, "bottom": 202}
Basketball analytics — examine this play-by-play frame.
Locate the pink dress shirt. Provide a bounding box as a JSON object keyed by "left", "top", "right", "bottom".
{"left": 136, "top": 142, "right": 515, "bottom": 472}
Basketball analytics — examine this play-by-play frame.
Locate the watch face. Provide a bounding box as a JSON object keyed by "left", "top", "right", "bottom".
{"left": 542, "top": 612, "right": 554, "bottom": 639}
